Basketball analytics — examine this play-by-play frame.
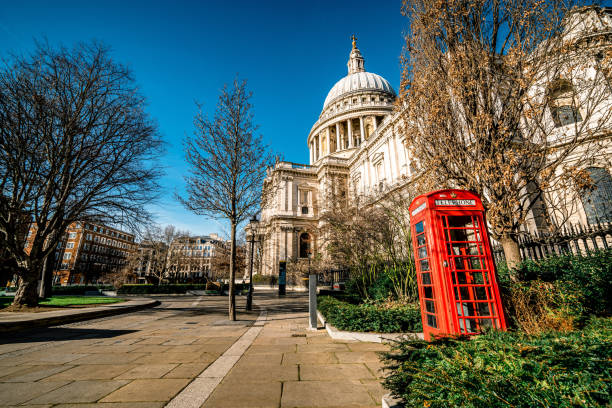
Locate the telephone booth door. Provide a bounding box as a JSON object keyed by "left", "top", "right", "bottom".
{"left": 438, "top": 212, "right": 505, "bottom": 335}
{"left": 409, "top": 189, "right": 506, "bottom": 340}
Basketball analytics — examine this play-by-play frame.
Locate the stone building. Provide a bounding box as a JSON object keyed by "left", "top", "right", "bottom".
{"left": 253, "top": 8, "right": 612, "bottom": 277}
{"left": 166, "top": 234, "right": 225, "bottom": 281}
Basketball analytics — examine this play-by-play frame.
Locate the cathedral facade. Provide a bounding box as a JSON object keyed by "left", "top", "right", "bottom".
{"left": 252, "top": 7, "right": 612, "bottom": 277}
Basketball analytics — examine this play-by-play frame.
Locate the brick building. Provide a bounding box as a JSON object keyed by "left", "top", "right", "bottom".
{"left": 49, "top": 222, "right": 135, "bottom": 285}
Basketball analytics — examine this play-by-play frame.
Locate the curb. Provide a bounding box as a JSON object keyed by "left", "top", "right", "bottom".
{"left": 0, "top": 298, "right": 160, "bottom": 334}
{"left": 317, "top": 311, "right": 424, "bottom": 343}
{"left": 382, "top": 393, "right": 404, "bottom": 408}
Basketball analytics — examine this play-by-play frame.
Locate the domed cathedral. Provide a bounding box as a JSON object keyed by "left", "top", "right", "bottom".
{"left": 252, "top": 37, "right": 416, "bottom": 277}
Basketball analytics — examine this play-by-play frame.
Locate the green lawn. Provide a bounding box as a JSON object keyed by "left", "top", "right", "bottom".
{"left": 0, "top": 295, "right": 124, "bottom": 309}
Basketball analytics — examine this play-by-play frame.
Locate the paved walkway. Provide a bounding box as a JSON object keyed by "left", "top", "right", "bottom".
{"left": 0, "top": 291, "right": 390, "bottom": 407}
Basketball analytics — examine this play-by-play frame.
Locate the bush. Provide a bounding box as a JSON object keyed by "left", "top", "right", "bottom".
{"left": 497, "top": 250, "right": 612, "bottom": 333}
{"left": 52, "top": 285, "right": 114, "bottom": 295}
{"left": 118, "top": 284, "right": 208, "bottom": 294}
{"left": 382, "top": 317, "right": 612, "bottom": 408}
{"left": 318, "top": 296, "right": 422, "bottom": 333}
{"left": 252, "top": 274, "right": 277, "bottom": 286}
{"left": 500, "top": 249, "right": 612, "bottom": 317}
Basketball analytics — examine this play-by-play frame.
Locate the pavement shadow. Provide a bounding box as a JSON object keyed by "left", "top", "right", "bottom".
{"left": 0, "top": 327, "right": 138, "bottom": 345}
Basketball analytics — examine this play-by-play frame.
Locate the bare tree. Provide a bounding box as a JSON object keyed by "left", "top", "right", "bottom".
{"left": 0, "top": 41, "right": 163, "bottom": 306}
{"left": 210, "top": 240, "right": 246, "bottom": 281}
{"left": 134, "top": 225, "right": 183, "bottom": 285}
{"left": 399, "top": 1, "right": 612, "bottom": 272}
{"left": 178, "top": 78, "right": 273, "bottom": 320}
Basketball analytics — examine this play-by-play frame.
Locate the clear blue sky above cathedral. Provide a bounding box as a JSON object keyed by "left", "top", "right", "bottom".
{"left": 0, "top": 0, "right": 406, "bottom": 237}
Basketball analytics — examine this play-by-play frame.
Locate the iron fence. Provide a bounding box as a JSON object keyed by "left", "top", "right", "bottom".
{"left": 492, "top": 222, "right": 612, "bottom": 264}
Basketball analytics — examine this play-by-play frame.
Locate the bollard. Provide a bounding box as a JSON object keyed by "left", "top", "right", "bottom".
{"left": 308, "top": 273, "right": 317, "bottom": 330}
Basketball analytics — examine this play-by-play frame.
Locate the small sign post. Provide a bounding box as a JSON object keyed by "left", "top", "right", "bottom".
{"left": 278, "top": 261, "right": 286, "bottom": 296}
{"left": 308, "top": 273, "right": 317, "bottom": 330}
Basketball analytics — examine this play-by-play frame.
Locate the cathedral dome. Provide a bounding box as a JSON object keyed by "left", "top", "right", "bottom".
{"left": 323, "top": 71, "right": 395, "bottom": 109}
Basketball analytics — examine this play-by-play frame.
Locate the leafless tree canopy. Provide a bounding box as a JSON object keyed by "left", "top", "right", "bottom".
{"left": 0, "top": 41, "right": 163, "bottom": 305}
{"left": 400, "top": 1, "right": 611, "bottom": 270}
{"left": 178, "top": 78, "right": 273, "bottom": 320}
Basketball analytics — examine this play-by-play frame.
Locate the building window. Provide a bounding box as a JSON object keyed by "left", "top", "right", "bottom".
{"left": 581, "top": 167, "right": 612, "bottom": 224}
{"left": 66, "top": 242, "right": 74, "bottom": 249}
{"left": 548, "top": 80, "right": 582, "bottom": 128}
{"left": 86, "top": 234, "right": 92, "bottom": 241}
{"left": 68, "top": 232, "right": 77, "bottom": 240}
{"left": 63, "top": 253, "right": 72, "bottom": 260}
{"left": 299, "top": 233, "right": 312, "bottom": 259}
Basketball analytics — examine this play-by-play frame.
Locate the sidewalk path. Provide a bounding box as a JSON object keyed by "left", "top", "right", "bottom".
{"left": 0, "top": 291, "right": 391, "bottom": 407}
{"left": 200, "top": 291, "right": 390, "bottom": 408}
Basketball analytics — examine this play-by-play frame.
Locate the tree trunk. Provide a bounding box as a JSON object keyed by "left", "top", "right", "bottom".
{"left": 13, "top": 262, "right": 42, "bottom": 307}
{"left": 228, "top": 221, "right": 237, "bottom": 321}
{"left": 39, "top": 253, "right": 56, "bottom": 298}
{"left": 500, "top": 234, "right": 521, "bottom": 281}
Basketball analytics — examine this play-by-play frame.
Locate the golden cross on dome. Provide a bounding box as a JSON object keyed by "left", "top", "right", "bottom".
{"left": 351, "top": 34, "right": 357, "bottom": 49}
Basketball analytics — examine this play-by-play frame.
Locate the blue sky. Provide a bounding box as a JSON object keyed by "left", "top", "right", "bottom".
{"left": 0, "top": 0, "right": 406, "bottom": 238}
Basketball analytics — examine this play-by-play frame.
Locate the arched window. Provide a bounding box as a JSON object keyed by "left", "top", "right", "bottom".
{"left": 581, "top": 167, "right": 612, "bottom": 224}
{"left": 299, "top": 233, "right": 312, "bottom": 259}
{"left": 548, "top": 80, "right": 582, "bottom": 128}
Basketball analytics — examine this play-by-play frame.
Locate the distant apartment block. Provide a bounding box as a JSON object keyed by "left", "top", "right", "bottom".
{"left": 26, "top": 222, "right": 136, "bottom": 285}
{"left": 167, "top": 234, "right": 224, "bottom": 281}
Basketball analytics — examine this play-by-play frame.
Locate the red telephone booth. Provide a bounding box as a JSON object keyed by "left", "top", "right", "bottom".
{"left": 409, "top": 189, "right": 507, "bottom": 340}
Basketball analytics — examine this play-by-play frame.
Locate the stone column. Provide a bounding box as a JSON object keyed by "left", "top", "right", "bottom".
{"left": 317, "top": 134, "right": 321, "bottom": 160}
{"left": 373, "top": 115, "right": 378, "bottom": 131}
{"left": 335, "top": 123, "right": 340, "bottom": 152}
{"left": 326, "top": 128, "right": 330, "bottom": 156}
{"left": 359, "top": 116, "right": 365, "bottom": 144}
{"left": 347, "top": 119, "right": 353, "bottom": 148}
{"left": 309, "top": 142, "right": 313, "bottom": 164}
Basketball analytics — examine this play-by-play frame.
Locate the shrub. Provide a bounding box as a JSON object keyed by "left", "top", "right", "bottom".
{"left": 501, "top": 250, "right": 611, "bottom": 317}
{"left": 318, "top": 296, "right": 422, "bottom": 333}
{"left": 118, "top": 284, "right": 207, "bottom": 294}
{"left": 252, "top": 274, "right": 277, "bottom": 286}
{"left": 497, "top": 250, "right": 612, "bottom": 333}
{"left": 383, "top": 317, "right": 612, "bottom": 408}
{"left": 51, "top": 285, "right": 114, "bottom": 295}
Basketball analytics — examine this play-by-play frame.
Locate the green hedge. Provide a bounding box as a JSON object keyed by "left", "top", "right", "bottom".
{"left": 252, "top": 274, "right": 277, "bottom": 285}
{"left": 118, "top": 283, "right": 248, "bottom": 294}
{"left": 318, "top": 296, "right": 422, "bottom": 333}
{"left": 383, "top": 317, "right": 612, "bottom": 407}
{"left": 118, "top": 284, "right": 207, "bottom": 294}
{"left": 52, "top": 285, "right": 114, "bottom": 295}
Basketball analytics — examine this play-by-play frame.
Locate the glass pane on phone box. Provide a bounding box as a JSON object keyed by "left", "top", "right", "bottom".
{"left": 459, "top": 286, "right": 470, "bottom": 300}
{"left": 449, "top": 216, "right": 473, "bottom": 228}
{"left": 470, "top": 257, "right": 483, "bottom": 270}
{"left": 426, "top": 300, "right": 435, "bottom": 314}
{"left": 477, "top": 302, "right": 491, "bottom": 316}
{"left": 462, "top": 302, "right": 475, "bottom": 317}
{"left": 421, "top": 272, "right": 431, "bottom": 285}
{"left": 454, "top": 257, "right": 466, "bottom": 270}
{"left": 427, "top": 314, "right": 438, "bottom": 328}
{"left": 455, "top": 272, "right": 467, "bottom": 284}
{"left": 474, "top": 286, "right": 488, "bottom": 300}
{"left": 466, "top": 319, "right": 477, "bottom": 332}
{"left": 471, "top": 272, "right": 484, "bottom": 284}
{"left": 417, "top": 234, "right": 426, "bottom": 246}
{"left": 418, "top": 247, "right": 428, "bottom": 259}
{"left": 424, "top": 286, "right": 433, "bottom": 299}
{"left": 415, "top": 221, "right": 424, "bottom": 234}
{"left": 479, "top": 319, "right": 492, "bottom": 328}
{"left": 420, "top": 259, "right": 430, "bottom": 272}
{"left": 449, "top": 229, "right": 469, "bottom": 242}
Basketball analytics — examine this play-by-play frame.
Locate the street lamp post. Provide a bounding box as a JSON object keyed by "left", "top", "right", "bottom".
{"left": 246, "top": 216, "right": 259, "bottom": 311}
